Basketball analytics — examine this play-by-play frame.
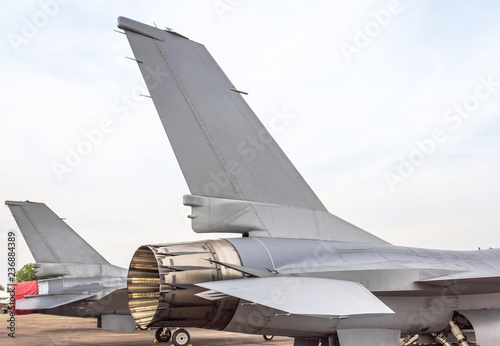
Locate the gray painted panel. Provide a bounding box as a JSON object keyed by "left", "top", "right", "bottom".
{"left": 16, "top": 294, "right": 93, "bottom": 310}
{"left": 116, "top": 17, "right": 500, "bottom": 339}
{"left": 337, "top": 328, "right": 400, "bottom": 346}
{"left": 118, "top": 16, "right": 326, "bottom": 211}
{"left": 185, "top": 195, "right": 388, "bottom": 244}
{"left": 461, "top": 309, "right": 500, "bottom": 346}
{"left": 101, "top": 314, "right": 136, "bottom": 334}
{"left": 118, "top": 17, "right": 391, "bottom": 244}
{"left": 227, "top": 238, "right": 274, "bottom": 271}
{"left": 197, "top": 277, "right": 393, "bottom": 317}
{"left": 5, "top": 201, "right": 108, "bottom": 265}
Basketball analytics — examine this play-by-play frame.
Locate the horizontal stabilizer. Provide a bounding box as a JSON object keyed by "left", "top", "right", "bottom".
{"left": 16, "top": 293, "right": 94, "bottom": 310}
{"left": 84, "top": 289, "right": 129, "bottom": 314}
{"left": 196, "top": 277, "right": 393, "bottom": 318}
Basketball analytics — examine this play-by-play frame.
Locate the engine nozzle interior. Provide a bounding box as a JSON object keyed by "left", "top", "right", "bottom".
{"left": 127, "top": 239, "right": 243, "bottom": 329}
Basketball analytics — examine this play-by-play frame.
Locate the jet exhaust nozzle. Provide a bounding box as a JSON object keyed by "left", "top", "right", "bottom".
{"left": 127, "top": 239, "right": 243, "bottom": 329}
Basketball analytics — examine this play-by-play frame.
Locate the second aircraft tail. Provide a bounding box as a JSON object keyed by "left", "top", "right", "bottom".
{"left": 5, "top": 201, "right": 120, "bottom": 277}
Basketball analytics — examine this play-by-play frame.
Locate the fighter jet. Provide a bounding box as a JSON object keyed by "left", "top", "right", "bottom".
{"left": 116, "top": 17, "right": 500, "bottom": 346}
{"left": 5, "top": 201, "right": 135, "bottom": 333}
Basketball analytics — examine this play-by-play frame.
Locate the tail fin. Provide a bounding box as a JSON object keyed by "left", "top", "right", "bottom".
{"left": 118, "top": 17, "right": 325, "bottom": 211}
{"left": 5, "top": 201, "right": 108, "bottom": 265}
{"left": 117, "top": 17, "right": 388, "bottom": 245}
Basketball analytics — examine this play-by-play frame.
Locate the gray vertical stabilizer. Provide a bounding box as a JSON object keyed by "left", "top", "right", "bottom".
{"left": 117, "top": 17, "right": 388, "bottom": 245}
{"left": 118, "top": 17, "right": 326, "bottom": 211}
{"left": 5, "top": 201, "right": 108, "bottom": 265}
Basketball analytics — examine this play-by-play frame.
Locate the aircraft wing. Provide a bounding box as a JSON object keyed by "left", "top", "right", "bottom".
{"left": 196, "top": 277, "right": 393, "bottom": 318}
{"left": 15, "top": 293, "right": 94, "bottom": 310}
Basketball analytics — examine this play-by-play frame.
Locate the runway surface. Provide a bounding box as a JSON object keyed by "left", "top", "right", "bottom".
{"left": 1, "top": 314, "right": 293, "bottom": 345}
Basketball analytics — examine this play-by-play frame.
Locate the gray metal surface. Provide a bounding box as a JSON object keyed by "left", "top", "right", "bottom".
{"left": 6, "top": 200, "right": 108, "bottom": 265}
{"left": 118, "top": 16, "right": 387, "bottom": 245}
{"left": 16, "top": 293, "right": 94, "bottom": 310}
{"left": 118, "top": 17, "right": 325, "bottom": 214}
{"left": 84, "top": 288, "right": 130, "bottom": 315}
{"left": 196, "top": 277, "right": 394, "bottom": 318}
{"left": 184, "top": 195, "right": 388, "bottom": 244}
{"left": 226, "top": 238, "right": 276, "bottom": 272}
{"left": 101, "top": 314, "right": 137, "bottom": 334}
{"left": 127, "top": 239, "right": 242, "bottom": 329}
{"left": 118, "top": 16, "right": 324, "bottom": 211}
{"left": 6, "top": 200, "right": 131, "bottom": 332}
{"left": 127, "top": 236, "right": 500, "bottom": 340}
{"left": 337, "top": 329, "right": 400, "bottom": 346}
{"left": 229, "top": 237, "right": 500, "bottom": 294}
{"left": 218, "top": 238, "right": 500, "bottom": 339}
{"left": 116, "top": 17, "right": 500, "bottom": 345}
{"left": 37, "top": 276, "right": 126, "bottom": 296}
{"left": 461, "top": 309, "right": 500, "bottom": 345}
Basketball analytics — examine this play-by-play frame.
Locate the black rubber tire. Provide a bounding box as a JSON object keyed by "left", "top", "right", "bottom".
{"left": 263, "top": 334, "right": 274, "bottom": 341}
{"left": 155, "top": 328, "right": 172, "bottom": 343}
{"left": 172, "top": 329, "right": 191, "bottom": 346}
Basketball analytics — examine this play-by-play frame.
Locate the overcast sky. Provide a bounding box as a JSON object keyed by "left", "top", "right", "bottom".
{"left": 1, "top": 1, "right": 500, "bottom": 289}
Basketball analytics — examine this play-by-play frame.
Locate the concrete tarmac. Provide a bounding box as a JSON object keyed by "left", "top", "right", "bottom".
{"left": 1, "top": 314, "right": 293, "bottom": 345}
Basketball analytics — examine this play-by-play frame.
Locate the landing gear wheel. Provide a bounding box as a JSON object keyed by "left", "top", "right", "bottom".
{"left": 263, "top": 334, "right": 274, "bottom": 341}
{"left": 172, "top": 329, "right": 190, "bottom": 346}
{"left": 155, "top": 328, "right": 172, "bottom": 343}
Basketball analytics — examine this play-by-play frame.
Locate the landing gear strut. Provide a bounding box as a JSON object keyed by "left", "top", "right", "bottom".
{"left": 430, "top": 312, "right": 471, "bottom": 346}
{"left": 155, "top": 327, "right": 172, "bottom": 343}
